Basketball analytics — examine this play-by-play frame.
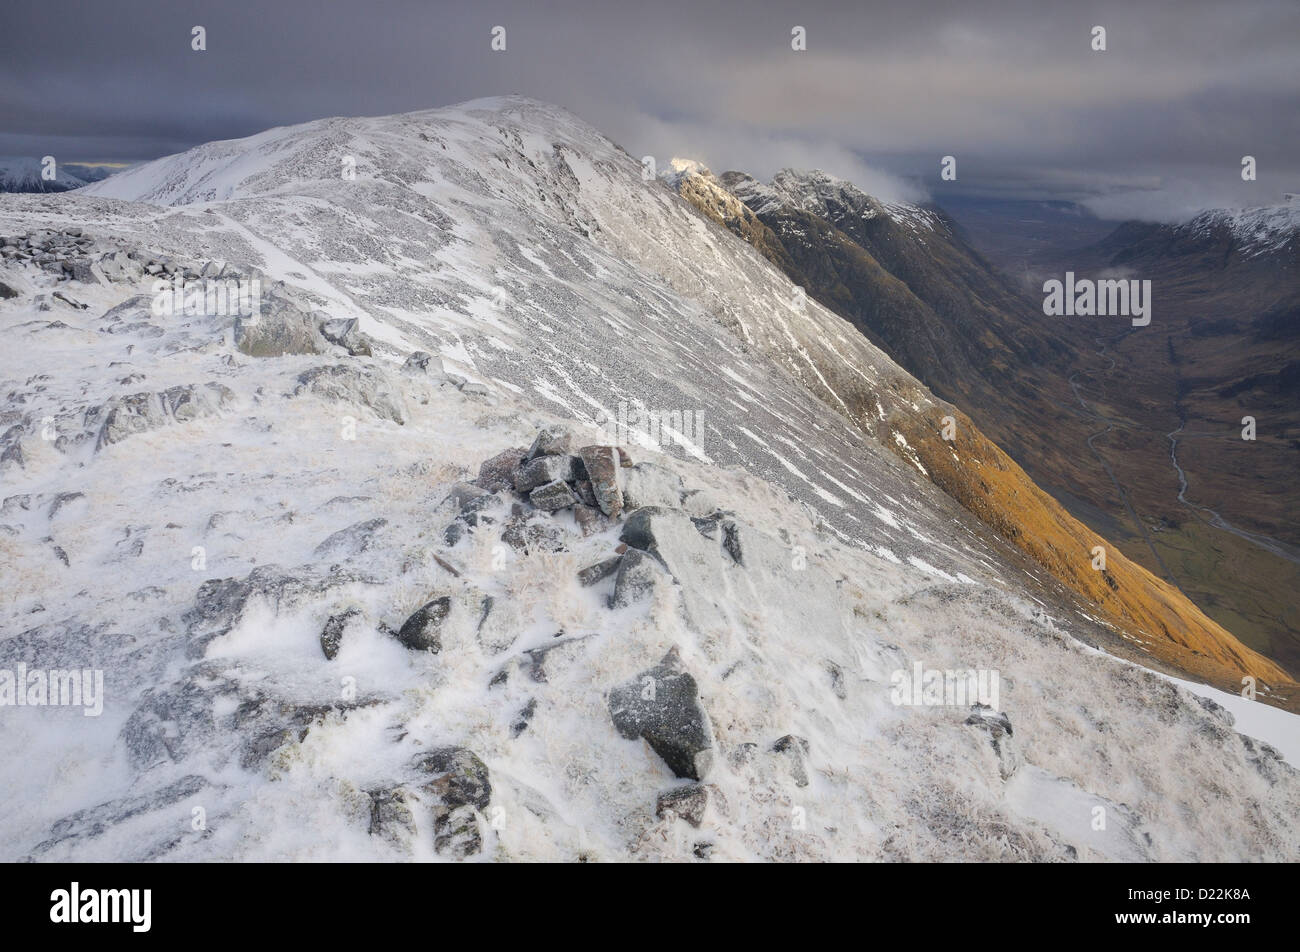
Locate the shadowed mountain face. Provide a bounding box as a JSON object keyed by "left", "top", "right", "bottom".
{"left": 669, "top": 164, "right": 1300, "bottom": 685}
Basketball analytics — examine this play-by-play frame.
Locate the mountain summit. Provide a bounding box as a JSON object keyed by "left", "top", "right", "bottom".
{"left": 2, "top": 97, "right": 1296, "bottom": 861}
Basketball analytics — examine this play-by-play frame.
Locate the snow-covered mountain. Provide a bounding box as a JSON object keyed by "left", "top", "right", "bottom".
{"left": 1, "top": 97, "right": 1297, "bottom": 861}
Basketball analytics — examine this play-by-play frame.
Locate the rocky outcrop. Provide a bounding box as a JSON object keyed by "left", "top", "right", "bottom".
{"left": 609, "top": 647, "right": 714, "bottom": 781}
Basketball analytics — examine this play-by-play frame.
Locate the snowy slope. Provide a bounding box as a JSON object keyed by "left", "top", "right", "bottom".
{"left": 0, "top": 97, "right": 1295, "bottom": 861}
{"left": 1182, "top": 202, "right": 1300, "bottom": 257}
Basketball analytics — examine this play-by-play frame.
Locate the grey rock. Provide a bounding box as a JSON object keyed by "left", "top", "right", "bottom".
{"left": 608, "top": 646, "right": 714, "bottom": 780}
{"left": 611, "top": 547, "right": 671, "bottom": 608}
{"left": 656, "top": 783, "right": 710, "bottom": 827}
{"left": 525, "top": 425, "right": 573, "bottom": 461}
{"left": 234, "top": 293, "right": 331, "bottom": 356}
{"left": 772, "top": 734, "right": 811, "bottom": 787}
{"left": 476, "top": 446, "right": 528, "bottom": 492}
{"left": 577, "top": 555, "right": 622, "bottom": 587}
{"left": 512, "top": 454, "right": 579, "bottom": 493}
{"left": 320, "top": 607, "right": 362, "bottom": 660}
{"left": 529, "top": 478, "right": 578, "bottom": 511}
{"left": 395, "top": 596, "right": 452, "bottom": 652}
{"left": 317, "top": 316, "right": 373, "bottom": 356}
{"left": 577, "top": 445, "right": 624, "bottom": 518}
{"left": 402, "top": 350, "right": 445, "bottom": 377}
{"left": 294, "top": 364, "right": 407, "bottom": 425}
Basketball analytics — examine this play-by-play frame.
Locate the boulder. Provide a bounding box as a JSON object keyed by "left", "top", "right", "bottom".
{"left": 608, "top": 646, "right": 714, "bottom": 780}
{"left": 316, "top": 316, "right": 373, "bottom": 356}
{"left": 622, "top": 462, "right": 685, "bottom": 510}
{"left": 477, "top": 447, "right": 528, "bottom": 492}
{"left": 402, "top": 351, "right": 444, "bottom": 377}
{"left": 413, "top": 747, "right": 491, "bottom": 810}
{"left": 530, "top": 478, "right": 578, "bottom": 511}
{"left": 656, "top": 783, "right": 710, "bottom": 827}
{"left": 394, "top": 597, "right": 452, "bottom": 652}
{"left": 577, "top": 555, "right": 622, "bottom": 587}
{"left": 513, "top": 454, "right": 580, "bottom": 493}
{"left": 294, "top": 364, "right": 407, "bottom": 425}
{"left": 611, "top": 548, "right": 671, "bottom": 607}
{"left": 577, "top": 445, "right": 625, "bottom": 518}
{"left": 525, "top": 425, "right": 573, "bottom": 461}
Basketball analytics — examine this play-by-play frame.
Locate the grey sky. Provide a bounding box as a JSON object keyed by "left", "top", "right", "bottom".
{"left": 2, "top": 0, "right": 1296, "bottom": 220}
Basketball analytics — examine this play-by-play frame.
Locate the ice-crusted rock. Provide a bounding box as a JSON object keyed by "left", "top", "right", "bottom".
{"left": 513, "top": 453, "right": 581, "bottom": 493}
{"left": 772, "top": 734, "right": 812, "bottom": 788}
{"left": 622, "top": 462, "right": 685, "bottom": 510}
{"left": 530, "top": 478, "right": 578, "bottom": 511}
{"left": 313, "top": 517, "right": 387, "bottom": 560}
{"left": 577, "top": 445, "right": 625, "bottom": 518}
{"left": 611, "top": 548, "right": 672, "bottom": 607}
{"left": 294, "top": 364, "right": 407, "bottom": 424}
{"left": 234, "top": 293, "right": 331, "bottom": 356}
{"left": 525, "top": 425, "right": 573, "bottom": 461}
{"left": 395, "top": 596, "right": 452, "bottom": 652}
{"left": 367, "top": 787, "right": 418, "bottom": 846}
{"left": 414, "top": 747, "right": 492, "bottom": 858}
{"left": 401, "top": 350, "right": 445, "bottom": 377}
{"left": 608, "top": 646, "right": 714, "bottom": 780}
{"left": 965, "top": 703, "right": 1021, "bottom": 780}
{"left": 316, "top": 316, "right": 373, "bottom": 356}
{"left": 476, "top": 446, "right": 528, "bottom": 492}
{"left": 656, "top": 783, "right": 711, "bottom": 828}
{"left": 320, "top": 607, "right": 363, "bottom": 660}
{"left": 183, "top": 564, "right": 368, "bottom": 659}
{"left": 89, "top": 382, "right": 234, "bottom": 450}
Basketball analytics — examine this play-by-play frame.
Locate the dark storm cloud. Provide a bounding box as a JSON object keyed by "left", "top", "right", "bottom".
{"left": 1, "top": 0, "right": 1296, "bottom": 219}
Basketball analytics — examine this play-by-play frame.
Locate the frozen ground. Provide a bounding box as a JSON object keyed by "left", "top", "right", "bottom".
{"left": 0, "top": 97, "right": 1295, "bottom": 861}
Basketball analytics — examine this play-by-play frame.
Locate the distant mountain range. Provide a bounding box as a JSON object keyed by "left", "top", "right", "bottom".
{"left": 1, "top": 98, "right": 1296, "bottom": 861}
{"left": 0, "top": 157, "right": 120, "bottom": 193}
{"left": 666, "top": 163, "right": 1300, "bottom": 678}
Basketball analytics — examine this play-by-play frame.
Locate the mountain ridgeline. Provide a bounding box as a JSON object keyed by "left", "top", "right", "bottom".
{"left": 666, "top": 163, "right": 1298, "bottom": 694}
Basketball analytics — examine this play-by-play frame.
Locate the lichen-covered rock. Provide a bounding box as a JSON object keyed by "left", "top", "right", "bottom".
{"left": 414, "top": 747, "right": 492, "bottom": 810}
{"left": 530, "top": 478, "right": 578, "bottom": 511}
{"left": 577, "top": 445, "right": 625, "bottom": 518}
{"left": 656, "top": 783, "right": 710, "bottom": 827}
{"left": 512, "top": 453, "right": 580, "bottom": 493}
{"left": 525, "top": 425, "right": 573, "bottom": 460}
{"left": 476, "top": 446, "right": 528, "bottom": 492}
{"left": 608, "top": 646, "right": 714, "bottom": 780}
{"left": 367, "top": 787, "right": 417, "bottom": 845}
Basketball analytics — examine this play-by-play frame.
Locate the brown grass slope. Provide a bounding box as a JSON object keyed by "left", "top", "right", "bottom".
{"left": 671, "top": 168, "right": 1296, "bottom": 698}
